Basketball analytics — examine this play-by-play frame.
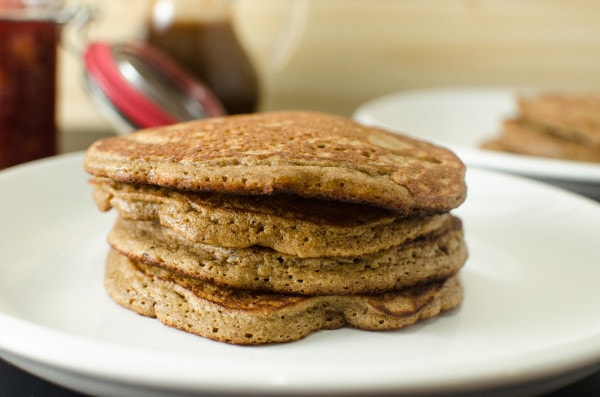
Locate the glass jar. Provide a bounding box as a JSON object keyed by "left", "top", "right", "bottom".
{"left": 143, "top": 0, "right": 259, "bottom": 115}
{"left": 0, "top": 0, "right": 77, "bottom": 169}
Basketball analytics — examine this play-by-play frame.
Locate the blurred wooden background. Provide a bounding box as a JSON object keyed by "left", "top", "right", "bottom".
{"left": 58, "top": 0, "right": 600, "bottom": 146}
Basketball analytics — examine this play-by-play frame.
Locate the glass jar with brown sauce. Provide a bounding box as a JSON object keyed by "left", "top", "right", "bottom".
{"left": 143, "top": 0, "right": 259, "bottom": 115}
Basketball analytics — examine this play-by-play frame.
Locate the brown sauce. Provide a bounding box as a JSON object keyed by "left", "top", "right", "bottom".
{"left": 145, "top": 20, "right": 259, "bottom": 115}
{"left": 0, "top": 20, "right": 59, "bottom": 169}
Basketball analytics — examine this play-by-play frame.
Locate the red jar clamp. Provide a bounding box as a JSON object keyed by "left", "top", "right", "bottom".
{"left": 84, "top": 42, "right": 225, "bottom": 133}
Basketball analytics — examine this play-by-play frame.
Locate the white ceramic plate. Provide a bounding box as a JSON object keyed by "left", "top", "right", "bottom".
{"left": 353, "top": 88, "right": 600, "bottom": 199}
{"left": 1, "top": 153, "right": 600, "bottom": 397}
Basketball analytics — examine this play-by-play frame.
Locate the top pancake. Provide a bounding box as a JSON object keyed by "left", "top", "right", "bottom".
{"left": 84, "top": 111, "right": 466, "bottom": 214}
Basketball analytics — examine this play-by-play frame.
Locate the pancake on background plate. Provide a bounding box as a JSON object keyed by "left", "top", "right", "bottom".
{"left": 482, "top": 93, "right": 600, "bottom": 163}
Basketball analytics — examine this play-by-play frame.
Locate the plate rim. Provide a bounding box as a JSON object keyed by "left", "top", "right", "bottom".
{"left": 2, "top": 305, "right": 600, "bottom": 396}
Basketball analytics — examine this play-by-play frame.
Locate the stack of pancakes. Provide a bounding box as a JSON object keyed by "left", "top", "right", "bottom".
{"left": 84, "top": 111, "right": 468, "bottom": 344}
{"left": 482, "top": 93, "right": 600, "bottom": 162}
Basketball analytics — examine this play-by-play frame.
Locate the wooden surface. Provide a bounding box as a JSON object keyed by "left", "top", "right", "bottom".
{"left": 58, "top": 0, "right": 600, "bottom": 133}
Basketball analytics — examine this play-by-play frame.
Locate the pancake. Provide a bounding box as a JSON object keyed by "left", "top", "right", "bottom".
{"left": 481, "top": 118, "right": 600, "bottom": 163}
{"left": 83, "top": 111, "right": 467, "bottom": 215}
{"left": 104, "top": 249, "right": 463, "bottom": 345}
{"left": 518, "top": 93, "right": 600, "bottom": 146}
{"left": 86, "top": 110, "right": 469, "bottom": 344}
{"left": 92, "top": 177, "right": 453, "bottom": 258}
{"left": 107, "top": 215, "right": 466, "bottom": 295}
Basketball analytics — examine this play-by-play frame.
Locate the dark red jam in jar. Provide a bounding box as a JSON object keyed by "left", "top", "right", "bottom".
{"left": 0, "top": 17, "right": 60, "bottom": 169}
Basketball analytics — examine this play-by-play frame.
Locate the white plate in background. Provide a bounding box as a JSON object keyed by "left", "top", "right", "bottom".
{"left": 353, "top": 88, "right": 600, "bottom": 199}
{"left": 0, "top": 153, "right": 600, "bottom": 396}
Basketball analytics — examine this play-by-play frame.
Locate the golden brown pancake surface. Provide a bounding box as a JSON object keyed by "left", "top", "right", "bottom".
{"left": 104, "top": 249, "right": 463, "bottom": 345}
{"left": 84, "top": 111, "right": 466, "bottom": 214}
{"left": 107, "top": 215, "right": 466, "bottom": 295}
{"left": 91, "top": 177, "right": 454, "bottom": 258}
